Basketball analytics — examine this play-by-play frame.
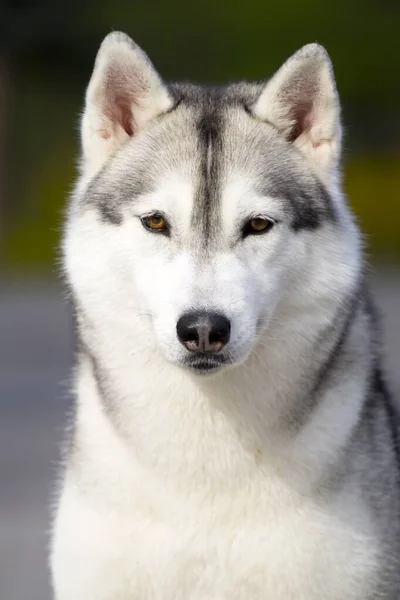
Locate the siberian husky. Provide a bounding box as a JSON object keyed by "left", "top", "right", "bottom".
{"left": 51, "top": 32, "right": 400, "bottom": 599}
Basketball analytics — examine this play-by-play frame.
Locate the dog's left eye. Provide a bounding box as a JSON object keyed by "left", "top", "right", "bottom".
{"left": 243, "top": 217, "right": 275, "bottom": 237}
{"left": 141, "top": 214, "right": 168, "bottom": 233}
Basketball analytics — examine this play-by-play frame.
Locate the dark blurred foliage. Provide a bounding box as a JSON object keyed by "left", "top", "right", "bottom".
{"left": 1, "top": 0, "right": 399, "bottom": 269}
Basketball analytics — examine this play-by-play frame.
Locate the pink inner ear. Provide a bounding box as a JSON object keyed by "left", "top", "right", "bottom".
{"left": 102, "top": 65, "right": 151, "bottom": 137}
{"left": 103, "top": 87, "right": 135, "bottom": 137}
{"left": 279, "top": 75, "right": 320, "bottom": 143}
{"left": 114, "top": 94, "right": 134, "bottom": 136}
{"left": 288, "top": 98, "right": 314, "bottom": 142}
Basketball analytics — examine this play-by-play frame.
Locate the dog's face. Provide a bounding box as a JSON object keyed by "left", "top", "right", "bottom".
{"left": 66, "top": 33, "right": 356, "bottom": 374}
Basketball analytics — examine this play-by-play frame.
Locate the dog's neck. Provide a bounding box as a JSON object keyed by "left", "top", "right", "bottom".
{"left": 73, "top": 287, "right": 371, "bottom": 495}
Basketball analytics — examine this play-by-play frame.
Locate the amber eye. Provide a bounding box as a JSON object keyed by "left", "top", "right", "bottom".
{"left": 243, "top": 217, "right": 275, "bottom": 237}
{"left": 141, "top": 214, "right": 168, "bottom": 233}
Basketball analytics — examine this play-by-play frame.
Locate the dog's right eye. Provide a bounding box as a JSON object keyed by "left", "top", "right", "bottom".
{"left": 141, "top": 214, "right": 169, "bottom": 234}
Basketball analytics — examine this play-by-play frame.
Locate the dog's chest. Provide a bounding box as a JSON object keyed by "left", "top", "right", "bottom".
{"left": 63, "top": 486, "right": 380, "bottom": 600}
{"left": 133, "top": 504, "right": 377, "bottom": 598}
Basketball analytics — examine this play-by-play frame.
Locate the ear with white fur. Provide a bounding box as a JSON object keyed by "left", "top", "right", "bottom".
{"left": 81, "top": 32, "right": 173, "bottom": 177}
{"left": 252, "top": 44, "right": 341, "bottom": 176}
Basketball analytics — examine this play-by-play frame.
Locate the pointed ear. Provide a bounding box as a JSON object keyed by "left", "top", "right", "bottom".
{"left": 81, "top": 32, "right": 174, "bottom": 177}
{"left": 252, "top": 44, "right": 341, "bottom": 177}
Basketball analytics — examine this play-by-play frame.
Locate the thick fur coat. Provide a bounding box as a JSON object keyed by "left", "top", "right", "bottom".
{"left": 51, "top": 33, "right": 400, "bottom": 599}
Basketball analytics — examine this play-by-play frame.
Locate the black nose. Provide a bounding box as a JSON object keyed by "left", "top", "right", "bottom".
{"left": 176, "top": 311, "right": 231, "bottom": 353}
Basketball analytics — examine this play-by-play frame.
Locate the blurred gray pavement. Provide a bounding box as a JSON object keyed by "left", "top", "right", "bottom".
{"left": 0, "top": 272, "right": 399, "bottom": 600}
{"left": 0, "top": 282, "right": 73, "bottom": 600}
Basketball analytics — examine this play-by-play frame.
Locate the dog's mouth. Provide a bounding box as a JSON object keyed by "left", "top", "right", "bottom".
{"left": 184, "top": 354, "right": 228, "bottom": 374}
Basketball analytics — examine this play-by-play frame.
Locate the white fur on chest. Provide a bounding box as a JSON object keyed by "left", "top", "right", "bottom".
{"left": 52, "top": 367, "right": 380, "bottom": 600}
{"left": 53, "top": 469, "right": 380, "bottom": 600}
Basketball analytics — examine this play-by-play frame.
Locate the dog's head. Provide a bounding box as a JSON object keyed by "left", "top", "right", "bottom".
{"left": 65, "top": 33, "right": 359, "bottom": 375}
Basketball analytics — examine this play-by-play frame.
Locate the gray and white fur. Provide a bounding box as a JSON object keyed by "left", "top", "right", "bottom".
{"left": 51, "top": 32, "right": 400, "bottom": 599}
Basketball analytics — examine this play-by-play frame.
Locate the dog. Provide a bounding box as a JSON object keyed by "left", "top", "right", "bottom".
{"left": 50, "top": 32, "right": 400, "bottom": 599}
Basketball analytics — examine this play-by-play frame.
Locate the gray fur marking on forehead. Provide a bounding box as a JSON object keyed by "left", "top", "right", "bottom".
{"left": 189, "top": 88, "right": 225, "bottom": 245}
{"left": 252, "top": 153, "right": 336, "bottom": 230}
{"left": 80, "top": 81, "right": 335, "bottom": 231}
{"left": 82, "top": 160, "right": 155, "bottom": 225}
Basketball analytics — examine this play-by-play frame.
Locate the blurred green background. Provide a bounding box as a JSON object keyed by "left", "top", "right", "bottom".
{"left": 1, "top": 0, "right": 399, "bottom": 272}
